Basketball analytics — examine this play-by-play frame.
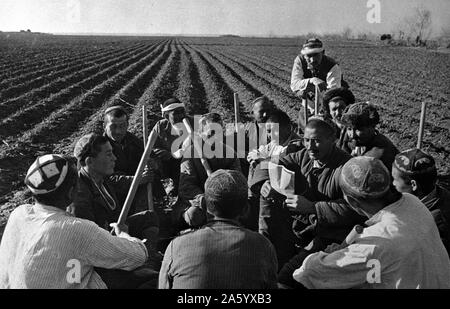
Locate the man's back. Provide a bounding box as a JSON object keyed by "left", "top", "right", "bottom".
{"left": 294, "top": 193, "right": 450, "bottom": 289}
{"left": 159, "top": 220, "right": 278, "bottom": 289}
{"left": 0, "top": 204, "right": 147, "bottom": 289}
{"left": 373, "top": 193, "right": 450, "bottom": 288}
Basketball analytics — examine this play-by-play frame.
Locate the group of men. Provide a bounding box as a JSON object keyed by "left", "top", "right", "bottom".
{"left": 1, "top": 38, "right": 449, "bottom": 289}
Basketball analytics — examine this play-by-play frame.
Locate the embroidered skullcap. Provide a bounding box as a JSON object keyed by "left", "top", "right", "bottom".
{"left": 340, "top": 156, "right": 390, "bottom": 198}
{"left": 394, "top": 148, "right": 436, "bottom": 176}
{"left": 25, "top": 154, "right": 70, "bottom": 195}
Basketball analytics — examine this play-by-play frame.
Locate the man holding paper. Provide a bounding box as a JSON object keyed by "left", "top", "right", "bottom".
{"left": 258, "top": 118, "right": 365, "bottom": 269}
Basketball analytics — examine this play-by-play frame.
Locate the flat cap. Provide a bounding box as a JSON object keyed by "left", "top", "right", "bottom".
{"left": 205, "top": 169, "right": 247, "bottom": 203}
{"left": 73, "top": 133, "right": 98, "bottom": 162}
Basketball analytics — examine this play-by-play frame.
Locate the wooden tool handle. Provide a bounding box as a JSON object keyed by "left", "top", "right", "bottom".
{"left": 117, "top": 127, "right": 158, "bottom": 225}
{"left": 417, "top": 102, "right": 427, "bottom": 149}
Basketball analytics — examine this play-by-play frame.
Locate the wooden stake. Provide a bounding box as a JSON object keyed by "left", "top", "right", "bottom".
{"left": 314, "top": 85, "right": 319, "bottom": 116}
{"left": 417, "top": 101, "right": 427, "bottom": 149}
{"left": 234, "top": 93, "right": 240, "bottom": 134}
{"left": 142, "top": 106, "right": 154, "bottom": 213}
{"left": 303, "top": 97, "right": 308, "bottom": 125}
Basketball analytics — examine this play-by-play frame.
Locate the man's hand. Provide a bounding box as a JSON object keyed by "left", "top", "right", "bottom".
{"left": 285, "top": 194, "right": 316, "bottom": 214}
{"left": 260, "top": 180, "right": 274, "bottom": 199}
{"left": 309, "top": 77, "right": 327, "bottom": 92}
{"left": 323, "top": 242, "right": 347, "bottom": 254}
{"left": 286, "top": 140, "right": 303, "bottom": 154}
{"left": 247, "top": 151, "right": 263, "bottom": 168}
{"left": 183, "top": 206, "right": 205, "bottom": 228}
{"left": 153, "top": 148, "right": 173, "bottom": 161}
{"left": 140, "top": 164, "right": 154, "bottom": 185}
{"left": 110, "top": 222, "right": 129, "bottom": 237}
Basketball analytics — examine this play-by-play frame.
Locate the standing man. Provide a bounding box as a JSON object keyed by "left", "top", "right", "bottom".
{"left": 291, "top": 38, "right": 346, "bottom": 96}
{"left": 103, "top": 105, "right": 155, "bottom": 213}
{"left": 291, "top": 38, "right": 348, "bottom": 129}
{"left": 159, "top": 170, "right": 278, "bottom": 289}
{"left": 0, "top": 155, "right": 149, "bottom": 289}
{"left": 293, "top": 156, "right": 450, "bottom": 289}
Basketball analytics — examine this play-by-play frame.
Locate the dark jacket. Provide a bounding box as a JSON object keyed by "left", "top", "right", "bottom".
{"left": 73, "top": 169, "right": 123, "bottom": 231}
{"left": 278, "top": 146, "right": 365, "bottom": 241}
{"left": 158, "top": 219, "right": 278, "bottom": 289}
{"left": 342, "top": 130, "right": 399, "bottom": 171}
{"left": 422, "top": 185, "right": 450, "bottom": 254}
{"left": 178, "top": 143, "right": 242, "bottom": 202}
{"left": 105, "top": 132, "right": 143, "bottom": 188}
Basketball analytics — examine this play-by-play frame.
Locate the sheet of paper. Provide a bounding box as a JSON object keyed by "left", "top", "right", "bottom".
{"left": 268, "top": 162, "right": 295, "bottom": 196}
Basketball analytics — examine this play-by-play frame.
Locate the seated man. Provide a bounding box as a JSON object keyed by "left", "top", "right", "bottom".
{"left": 150, "top": 97, "right": 194, "bottom": 197}
{"left": 293, "top": 156, "right": 450, "bottom": 289}
{"left": 392, "top": 148, "right": 450, "bottom": 253}
{"left": 72, "top": 133, "right": 159, "bottom": 248}
{"left": 258, "top": 118, "right": 365, "bottom": 269}
{"left": 340, "top": 102, "right": 399, "bottom": 170}
{"left": 247, "top": 109, "right": 302, "bottom": 168}
{"left": 158, "top": 169, "right": 278, "bottom": 289}
{"left": 245, "top": 109, "right": 302, "bottom": 231}
{"left": 0, "top": 155, "right": 150, "bottom": 289}
{"left": 239, "top": 96, "right": 277, "bottom": 178}
{"left": 174, "top": 112, "right": 241, "bottom": 231}
{"left": 321, "top": 87, "right": 355, "bottom": 150}
{"left": 103, "top": 105, "right": 156, "bottom": 213}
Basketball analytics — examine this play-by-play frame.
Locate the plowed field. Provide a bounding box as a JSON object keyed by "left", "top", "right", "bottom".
{"left": 1, "top": 34, "right": 449, "bottom": 230}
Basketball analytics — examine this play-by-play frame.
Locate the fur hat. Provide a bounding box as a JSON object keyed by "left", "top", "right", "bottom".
{"left": 341, "top": 102, "right": 380, "bottom": 128}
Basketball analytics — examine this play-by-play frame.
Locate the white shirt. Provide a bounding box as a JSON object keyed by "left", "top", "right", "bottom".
{"left": 293, "top": 193, "right": 450, "bottom": 289}
{"left": 0, "top": 203, "right": 148, "bottom": 289}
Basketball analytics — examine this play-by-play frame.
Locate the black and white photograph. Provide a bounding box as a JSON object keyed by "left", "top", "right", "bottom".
{"left": 0, "top": 0, "right": 449, "bottom": 293}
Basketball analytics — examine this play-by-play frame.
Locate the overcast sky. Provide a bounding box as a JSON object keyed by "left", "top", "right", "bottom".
{"left": 1, "top": 0, "right": 449, "bottom": 37}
